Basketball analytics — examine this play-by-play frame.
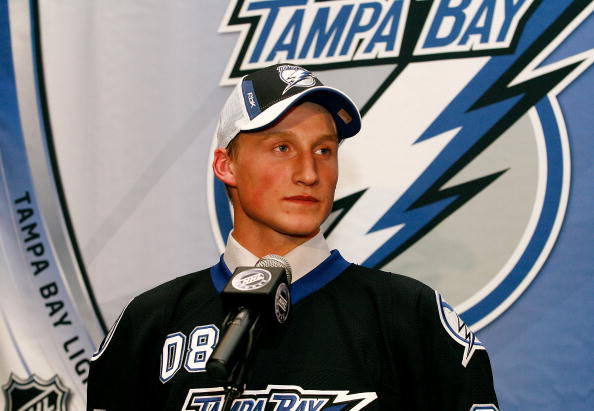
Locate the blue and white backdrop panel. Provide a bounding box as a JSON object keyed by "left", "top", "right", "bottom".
{"left": 0, "top": 1, "right": 592, "bottom": 410}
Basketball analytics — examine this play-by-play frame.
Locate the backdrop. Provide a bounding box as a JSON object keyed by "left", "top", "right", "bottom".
{"left": 1, "top": 0, "right": 592, "bottom": 409}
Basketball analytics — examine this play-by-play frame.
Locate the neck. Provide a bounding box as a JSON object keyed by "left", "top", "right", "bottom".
{"left": 231, "top": 225, "right": 318, "bottom": 257}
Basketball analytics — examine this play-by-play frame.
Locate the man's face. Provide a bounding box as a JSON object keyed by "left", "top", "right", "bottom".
{"left": 226, "top": 101, "right": 339, "bottom": 241}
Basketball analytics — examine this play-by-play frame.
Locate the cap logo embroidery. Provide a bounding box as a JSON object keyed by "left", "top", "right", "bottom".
{"left": 241, "top": 79, "right": 261, "bottom": 120}
{"left": 277, "top": 65, "right": 316, "bottom": 95}
{"left": 247, "top": 92, "right": 256, "bottom": 108}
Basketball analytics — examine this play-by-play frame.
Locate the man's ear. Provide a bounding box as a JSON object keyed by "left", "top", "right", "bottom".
{"left": 212, "top": 148, "right": 237, "bottom": 187}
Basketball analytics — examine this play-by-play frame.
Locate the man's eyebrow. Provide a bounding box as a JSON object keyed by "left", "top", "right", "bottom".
{"left": 317, "top": 134, "right": 339, "bottom": 142}
{"left": 255, "top": 131, "right": 338, "bottom": 143}
{"left": 246, "top": 130, "right": 340, "bottom": 144}
{"left": 256, "top": 130, "right": 295, "bottom": 139}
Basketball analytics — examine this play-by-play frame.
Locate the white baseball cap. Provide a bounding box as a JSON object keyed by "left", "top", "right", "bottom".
{"left": 216, "top": 64, "right": 361, "bottom": 148}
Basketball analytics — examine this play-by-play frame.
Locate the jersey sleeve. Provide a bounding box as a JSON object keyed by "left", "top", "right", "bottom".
{"left": 418, "top": 286, "right": 499, "bottom": 410}
{"left": 86, "top": 296, "right": 165, "bottom": 411}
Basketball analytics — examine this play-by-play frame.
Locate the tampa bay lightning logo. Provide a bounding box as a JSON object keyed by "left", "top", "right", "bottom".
{"left": 277, "top": 65, "right": 316, "bottom": 94}
{"left": 436, "top": 292, "right": 485, "bottom": 367}
{"left": 182, "top": 385, "right": 377, "bottom": 410}
{"left": 209, "top": 1, "right": 593, "bottom": 329}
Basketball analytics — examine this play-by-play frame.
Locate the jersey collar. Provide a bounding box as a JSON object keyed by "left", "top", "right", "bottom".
{"left": 223, "top": 231, "right": 331, "bottom": 283}
{"left": 211, "top": 249, "right": 351, "bottom": 304}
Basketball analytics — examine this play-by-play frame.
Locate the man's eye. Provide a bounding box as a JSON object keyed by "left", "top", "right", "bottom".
{"left": 315, "top": 147, "right": 331, "bottom": 155}
{"left": 274, "top": 145, "right": 289, "bottom": 152}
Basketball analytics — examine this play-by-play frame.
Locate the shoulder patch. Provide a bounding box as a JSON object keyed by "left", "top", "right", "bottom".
{"left": 435, "top": 292, "right": 485, "bottom": 367}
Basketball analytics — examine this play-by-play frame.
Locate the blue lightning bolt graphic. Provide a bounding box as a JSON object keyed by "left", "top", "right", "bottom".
{"left": 283, "top": 69, "right": 314, "bottom": 94}
{"left": 363, "top": 1, "right": 590, "bottom": 269}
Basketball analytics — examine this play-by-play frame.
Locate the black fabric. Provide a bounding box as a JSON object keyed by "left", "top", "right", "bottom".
{"left": 87, "top": 263, "right": 498, "bottom": 410}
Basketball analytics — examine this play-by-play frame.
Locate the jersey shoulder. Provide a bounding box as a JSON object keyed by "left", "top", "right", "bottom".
{"left": 343, "top": 264, "right": 498, "bottom": 405}
{"left": 132, "top": 267, "right": 214, "bottom": 310}
{"left": 341, "top": 263, "right": 434, "bottom": 308}
{"left": 91, "top": 267, "right": 215, "bottom": 361}
{"left": 341, "top": 263, "right": 489, "bottom": 358}
{"left": 326, "top": 263, "right": 438, "bottom": 342}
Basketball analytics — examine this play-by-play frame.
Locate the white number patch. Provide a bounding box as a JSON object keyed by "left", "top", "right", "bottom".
{"left": 159, "top": 324, "right": 219, "bottom": 383}
{"left": 185, "top": 325, "right": 219, "bottom": 372}
{"left": 160, "top": 332, "right": 186, "bottom": 382}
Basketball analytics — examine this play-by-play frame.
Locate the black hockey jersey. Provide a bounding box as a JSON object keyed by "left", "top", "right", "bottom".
{"left": 87, "top": 250, "right": 498, "bottom": 410}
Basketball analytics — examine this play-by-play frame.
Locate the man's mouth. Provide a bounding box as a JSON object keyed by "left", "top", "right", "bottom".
{"left": 285, "top": 195, "right": 319, "bottom": 203}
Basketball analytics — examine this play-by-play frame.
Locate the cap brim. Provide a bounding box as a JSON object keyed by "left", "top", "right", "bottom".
{"left": 239, "top": 86, "right": 361, "bottom": 140}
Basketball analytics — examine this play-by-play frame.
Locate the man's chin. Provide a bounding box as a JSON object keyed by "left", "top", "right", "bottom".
{"left": 278, "top": 226, "right": 320, "bottom": 240}
{"left": 277, "top": 211, "right": 330, "bottom": 238}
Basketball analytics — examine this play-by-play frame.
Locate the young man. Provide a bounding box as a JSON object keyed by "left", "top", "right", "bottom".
{"left": 87, "top": 64, "right": 498, "bottom": 410}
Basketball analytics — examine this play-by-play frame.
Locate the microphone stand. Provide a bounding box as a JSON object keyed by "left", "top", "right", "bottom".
{"left": 221, "top": 311, "right": 263, "bottom": 411}
{"left": 212, "top": 257, "right": 292, "bottom": 410}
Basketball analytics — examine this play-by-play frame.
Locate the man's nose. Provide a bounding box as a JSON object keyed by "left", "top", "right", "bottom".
{"left": 293, "top": 152, "right": 319, "bottom": 185}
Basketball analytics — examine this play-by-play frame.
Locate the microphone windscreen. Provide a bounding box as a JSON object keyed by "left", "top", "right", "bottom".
{"left": 256, "top": 254, "right": 292, "bottom": 284}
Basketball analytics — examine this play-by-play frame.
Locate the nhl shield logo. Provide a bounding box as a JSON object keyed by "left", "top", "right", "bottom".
{"left": 3, "top": 373, "right": 69, "bottom": 411}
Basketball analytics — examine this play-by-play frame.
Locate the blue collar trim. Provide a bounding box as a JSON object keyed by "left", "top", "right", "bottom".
{"left": 210, "top": 254, "right": 233, "bottom": 293}
{"left": 210, "top": 250, "right": 351, "bottom": 304}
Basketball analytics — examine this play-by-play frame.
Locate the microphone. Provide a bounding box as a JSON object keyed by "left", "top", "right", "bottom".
{"left": 254, "top": 254, "right": 292, "bottom": 285}
{"left": 206, "top": 255, "right": 292, "bottom": 382}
